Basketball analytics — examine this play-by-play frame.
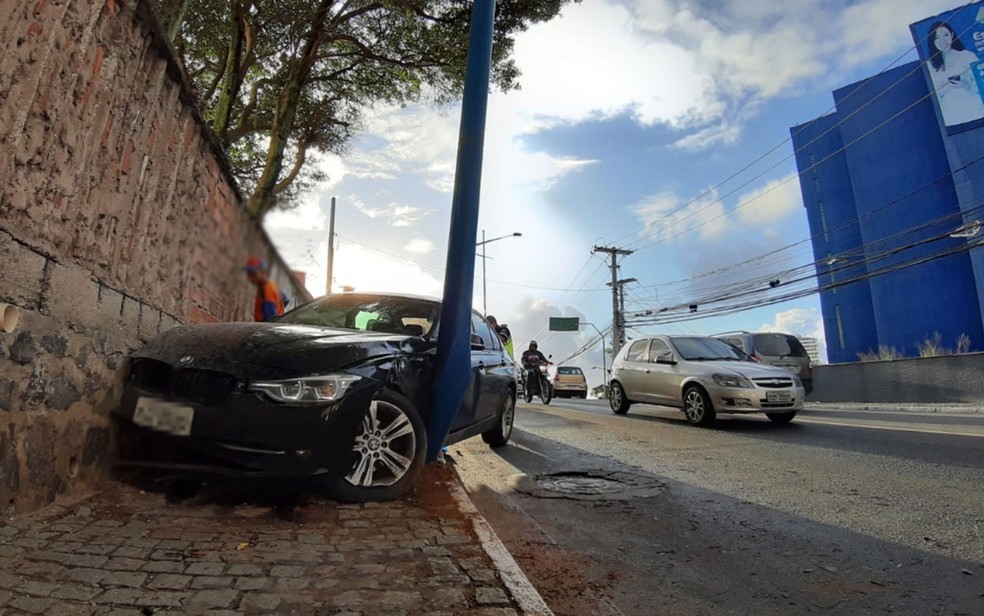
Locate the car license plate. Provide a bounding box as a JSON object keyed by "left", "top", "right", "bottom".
{"left": 133, "top": 397, "right": 194, "bottom": 436}
{"left": 766, "top": 391, "right": 792, "bottom": 403}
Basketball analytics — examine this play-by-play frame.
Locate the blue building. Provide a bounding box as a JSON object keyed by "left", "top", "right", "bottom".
{"left": 791, "top": 58, "right": 984, "bottom": 364}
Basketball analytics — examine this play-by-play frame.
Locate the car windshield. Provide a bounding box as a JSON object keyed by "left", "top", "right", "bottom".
{"left": 557, "top": 367, "right": 583, "bottom": 375}
{"left": 754, "top": 334, "right": 807, "bottom": 358}
{"left": 278, "top": 294, "right": 439, "bottom": 336}
{"left": 672, "top": 337, "right": 744, "bottom": 361}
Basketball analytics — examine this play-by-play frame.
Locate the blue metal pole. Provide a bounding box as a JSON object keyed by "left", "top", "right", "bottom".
{"left": 428, "top": 0, "right": 497, "bottom": 461}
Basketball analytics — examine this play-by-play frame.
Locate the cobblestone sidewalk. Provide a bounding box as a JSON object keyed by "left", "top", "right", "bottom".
{"left": 0, "top": 465, "right": 522, "bottom": 615}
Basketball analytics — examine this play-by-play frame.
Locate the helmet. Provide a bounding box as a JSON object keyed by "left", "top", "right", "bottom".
{"left": 529, "top": 340, "right": 538, "bottom": 349}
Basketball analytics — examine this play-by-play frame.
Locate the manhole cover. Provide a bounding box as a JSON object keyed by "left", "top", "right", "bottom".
{"left": 511, "top": 470, "right": 664, "bottom": 501}
{"left": 536, "top": 474, "right": 628, "bottom": 496}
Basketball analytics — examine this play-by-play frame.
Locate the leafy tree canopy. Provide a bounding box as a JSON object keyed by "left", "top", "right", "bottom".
{"left": 152, "top": 0, "right": 576, "bottom": 217}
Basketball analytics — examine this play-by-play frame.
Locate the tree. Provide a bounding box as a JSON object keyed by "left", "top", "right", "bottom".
{"left": 152, "top": 0, "right": 576, "bottom": 217}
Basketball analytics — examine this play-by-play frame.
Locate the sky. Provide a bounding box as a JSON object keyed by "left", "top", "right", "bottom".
{"left": 264, "top": 0, "right": 959, "bottom": 391}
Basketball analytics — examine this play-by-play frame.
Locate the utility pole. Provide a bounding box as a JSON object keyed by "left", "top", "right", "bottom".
{"left": 607, "top": 277, "right": 637, "bottom": 351}
{"left": 592, "top": 246, "right": 633, "bottom": 356}
{"left": 325, "top": 196, "right": 336, "bottom": 295}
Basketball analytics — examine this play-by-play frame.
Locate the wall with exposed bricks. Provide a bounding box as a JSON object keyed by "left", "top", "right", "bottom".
{"left": 0, "top": 0, "right": 310, "bottom": 513}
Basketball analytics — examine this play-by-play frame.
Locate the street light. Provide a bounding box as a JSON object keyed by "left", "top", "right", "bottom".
{"left": 476, "top": 231, "right": 522, "bottom": 316}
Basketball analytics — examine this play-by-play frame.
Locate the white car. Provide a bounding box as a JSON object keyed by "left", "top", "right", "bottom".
{"left": 609, "top": 335, "right": 805, "bottom": 426}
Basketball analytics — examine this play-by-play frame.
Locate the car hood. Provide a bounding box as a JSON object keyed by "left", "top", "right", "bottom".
{"left": 133, "top": 322, "right": 428, "bottom": 379}
{"left": 691, "top": 360, "right": 798, "bottom": 380}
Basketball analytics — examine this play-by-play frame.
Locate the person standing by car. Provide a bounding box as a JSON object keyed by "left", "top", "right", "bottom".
{"left": 244, "top": 256, "right": 285, "bottom": 322}
{"left": 487, "top": 316, "right": 514, "bottom": 358}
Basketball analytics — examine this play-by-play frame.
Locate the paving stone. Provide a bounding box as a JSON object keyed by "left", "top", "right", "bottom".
{"left": 233, "top": 577, "right": 269, "bottom": 591}
{"left": 20, "top": 580, "right": 59, "bottom": 597}
{"left": 475, "top": 587, "right": 511, "bottom": 606}
{"left": 18, "top": 561, "right": 68, "bottom": 578}
{"left": 75, "top": 544, "right": 116, "bottom": 556}
{"left": 190, "top": 576, "right": 233, "bottom": 589}
{"left": 146, "top": 574, "right": 192, "bottom": 590}
{"left": 51, "top": 584, "right": 103, "bottom": 601}
{"left": 378, "top": 590, "right": 423, "bottom": 608}
{"left": 240, "top": 593, "right": 281, "bottom": 611}
{"left": 432, "top": 588, "right": 468, "bottom": 607}
{"left": 0, "top": 527, "right": 20, "bottom": 538}
{"left": 102, "top": 571, "right": 147, "bottom": 588}
{"left": 111, "top": 546, "right": 150, "bottom": 559}
{"left": 48, "top": 604, "right": 98, "bottom": 616}
{"left": 188, "top": 589, "right": 238, "bottom": 609}
{"left": 422, "top": 546, "right": 452, "bottom": 557}
{"left": 269, "top": 565, "right": 305, "bottom": 578}
{"left": 226, "top": 564, "right": 263, "bottom": 576}
{"left": 156, "top": 539, "right": 191, "bottom": 551}
{"left": 142, "top": 561, "right": 185, "bottom": 574}
{"left": 274, "top": 577, "right": 310, "bottom": 591}
{"left": 297, "top": 533, "right": 326, "bottom": 545}
{"left": 95, "top": 588, "right": 143, "bottom": 605}
{"left": 134, "top": 591, "right": 188, "bottom": 608}
{"left": 62, "top": 554, "right": 110, "bottom": 568}
{"left": 185, "top": 562, "right": 225, "bottom": 576}
{"left": 469, "top": 569, "right": 498, "bottom": 584}
{"left": 8, "top": 595, "right": 53, "bottom": 614}
{"left": 65, "top": 567, "right": 108, "bottom": 584}
{"left": 0, "top": 545, "right": 25, "bottom": 558}
{"left": 104, "top": 557, "right": 146, "bottom": 571}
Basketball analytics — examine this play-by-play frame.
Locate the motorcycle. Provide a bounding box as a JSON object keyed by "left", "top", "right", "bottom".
{"left": 522, "top": 355, "right": 553, "bottom": 405}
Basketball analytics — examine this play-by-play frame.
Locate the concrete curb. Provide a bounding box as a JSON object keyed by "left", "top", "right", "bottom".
{"left": 805, "top": 402, "right": 984, "bottom": 415}
{"left": 447, "top": 466, "right": 554, "bottom": 616}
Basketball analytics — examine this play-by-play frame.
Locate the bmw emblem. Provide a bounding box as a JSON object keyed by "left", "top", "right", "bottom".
{"left": 177, "top": 355, "right": 194, "bottom": 366}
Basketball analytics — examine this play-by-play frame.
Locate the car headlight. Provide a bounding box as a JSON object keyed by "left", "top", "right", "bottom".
{"left": 248, "top": 375, "right": 361, "bottom": 405}
{"left": 712, "top": 374, "right": 753, "bottom": 388}
{"left": 793, "top": 375, "right": 803, "bottom": 387}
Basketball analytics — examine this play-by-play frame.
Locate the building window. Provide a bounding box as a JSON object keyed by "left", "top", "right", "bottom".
{"left": 827, "top": 252, "right": 836, "bottom": 294}
{"left": 835, "top": 304, "right": 846, "bottom": 350}
{"left": 818, "top": 201, "right": 829, "bottom": 242}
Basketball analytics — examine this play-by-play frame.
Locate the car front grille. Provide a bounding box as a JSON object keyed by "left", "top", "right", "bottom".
{"left": 130, "top": 358, "right": 236, "bottom": 405}
{"left": 753, "top": 378, "right": 795, "bottom": 389}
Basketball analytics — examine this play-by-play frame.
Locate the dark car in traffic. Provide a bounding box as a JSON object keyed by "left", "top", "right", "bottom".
{"left": 113, "top": 293, "right": 517, "bottom": 502}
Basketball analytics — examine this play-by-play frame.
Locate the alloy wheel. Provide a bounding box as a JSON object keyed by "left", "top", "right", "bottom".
{"left": 346, "top": 400, "right": 417, "bottom": 488}
{"left": 501, "top": 397, "right": 515, "bottom": 440}
{"left": 684, "top": 390, "right": 705, "bottom": 422}
{"left": 610, "top": 385, "right": 622, "bottom": 410}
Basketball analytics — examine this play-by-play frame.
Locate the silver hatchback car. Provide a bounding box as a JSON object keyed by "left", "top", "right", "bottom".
{"left": 609, "top": 336, "right": 805, "bottom": 426}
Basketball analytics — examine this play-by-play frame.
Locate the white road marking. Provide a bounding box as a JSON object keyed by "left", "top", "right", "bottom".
{"left": 795, "top": 417, "right": 984, "bottom": 438}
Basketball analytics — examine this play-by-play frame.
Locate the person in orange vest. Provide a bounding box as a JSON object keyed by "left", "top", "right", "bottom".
{"left": 243, "top": 256, "right": 286, "bottom": 322}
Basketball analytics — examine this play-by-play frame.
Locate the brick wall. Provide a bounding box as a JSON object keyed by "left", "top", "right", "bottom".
{"left": 0, "top": 0, "right": 310, "bottom": 513}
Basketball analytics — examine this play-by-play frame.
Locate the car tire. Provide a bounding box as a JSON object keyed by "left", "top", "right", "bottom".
{"left": 683, "top": 385, "right": 716, "bottom": 427}
{"left": 610, "top": 381, "right": 631, "bottom": 415}
{"left": 767, "top": 412, "right": 797, "bottom": 425}
{"left": 482, "top": 392, "right": 515, "bottom": 448}
{"left": 329, "top": 389, "right": 427, "bottom": 503}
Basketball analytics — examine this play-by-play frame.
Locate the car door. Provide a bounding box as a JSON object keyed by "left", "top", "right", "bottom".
{"left": 471, "top": 312, "right": 506, "bottom": 423}
{"left": 618, "top": 339, "right": 653, "bottom": 402}
{"left": 451, "top": 317, "right": 487, "bottom": 431}
{"left": 646, "top": 338, "right": 680, "bottom": 406}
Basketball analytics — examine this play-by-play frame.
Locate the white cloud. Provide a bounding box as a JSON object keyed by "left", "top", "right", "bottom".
{"left": 264, "top": 191, "right": 327, "bottom": 232}
{"left": 632, "top": 188, "right": 730, "bottom": 242}
{"left": 509, "top": 0, "right": 720, "bottom": 129}
{"left": 351, "top": 197, "right": 428, "bottom": 227}
{"left": 839, "top": 0, "right": 959, "bottom": 69}
{"left": 736, "top": 173, "right": 802, "bottom": 227}
{"left": 760, "top": 307, "right": 826, "bottom": 362}
{"left": 332, "top": 243, "right": 443, "bottom": 296}
{"left": 405, "top": 238, "right": 435, "bottom": 255}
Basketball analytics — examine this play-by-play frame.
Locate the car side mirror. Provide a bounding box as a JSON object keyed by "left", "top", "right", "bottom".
{"left": 470, "top": 334, "right": 485, "bottom": 350}
{"left": 655, "top": 352, "right": 677, "bottom": 365}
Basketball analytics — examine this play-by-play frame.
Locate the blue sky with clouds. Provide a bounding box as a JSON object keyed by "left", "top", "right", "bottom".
{"left": 264, "top": 0, "right": 960, "bottom": 389}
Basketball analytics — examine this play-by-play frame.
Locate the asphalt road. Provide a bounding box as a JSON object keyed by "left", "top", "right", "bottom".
{"left": 452, "top": 400, "right": 984, "bottom": 616}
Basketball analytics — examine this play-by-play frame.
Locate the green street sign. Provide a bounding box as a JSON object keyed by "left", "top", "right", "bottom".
{"left": 549, "top": 317, "right": 580, "bottom": 332}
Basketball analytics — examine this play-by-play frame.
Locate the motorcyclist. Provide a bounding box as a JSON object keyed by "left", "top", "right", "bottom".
{"left": 521, "top": 341, "right": 550, "bottom": 369}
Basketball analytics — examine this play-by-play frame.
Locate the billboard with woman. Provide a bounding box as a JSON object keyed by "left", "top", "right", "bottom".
{"left": 911, "top": 3, "right": 984, "bottom": 131}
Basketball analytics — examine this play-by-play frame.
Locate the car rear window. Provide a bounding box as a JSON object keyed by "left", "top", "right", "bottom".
{"left": 557, "top": 367, "right": 583, "bottom": 375}
{"left": 754, "top": 334, "right": 807, "bottom": 357}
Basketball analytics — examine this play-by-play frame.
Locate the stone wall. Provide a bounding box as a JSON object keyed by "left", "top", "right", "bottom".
{"left": 0, "top": 0, "right": 310, "bottom": 513}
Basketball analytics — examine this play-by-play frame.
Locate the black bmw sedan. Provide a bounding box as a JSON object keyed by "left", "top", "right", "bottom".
{"left": 114, "top": 293, "right": 517, "bottom": 502}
